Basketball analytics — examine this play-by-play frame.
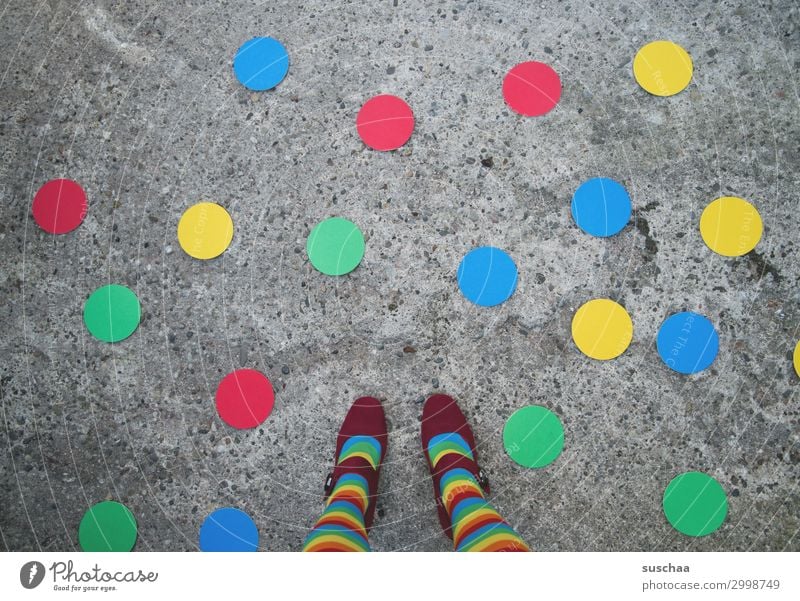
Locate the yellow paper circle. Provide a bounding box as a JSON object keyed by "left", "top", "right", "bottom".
{"left": 633, "top": 40, "right": 693, "bottom": 96}
{"left": 177, "top": 202, "right": 234, "bottom": 260}
{"left": 572, "top": 298, "right": 633, "bottom": 360}
{"left": 793, "top": 341, "right": 800, "bottom": 378}
{"left": 699, "top": 196, "right": 763, "bottom": 257}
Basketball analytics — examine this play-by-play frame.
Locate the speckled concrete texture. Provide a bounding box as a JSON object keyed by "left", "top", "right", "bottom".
{"left": 1, "top": 0, "right": 798, "bottom": 551}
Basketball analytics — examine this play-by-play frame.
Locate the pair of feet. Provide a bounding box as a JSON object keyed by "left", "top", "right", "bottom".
{"left": 312, "top": 393, "right": 528, "bottom": 550}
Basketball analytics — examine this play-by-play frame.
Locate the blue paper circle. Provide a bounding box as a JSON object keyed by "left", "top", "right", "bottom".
{"left": 457, "top": 246, "right": 518, "bottom": 307}
{"left": 571, "top": 177, "right": 632, "bottom": 237}
{"left": 657, "top": 312, "right": 719, "bottom": 374}
{"left": 199, "top": 508, "right": 259, "bottom": 552}
{"left": 233, "top": 37, "right": 289, "bottom": 91}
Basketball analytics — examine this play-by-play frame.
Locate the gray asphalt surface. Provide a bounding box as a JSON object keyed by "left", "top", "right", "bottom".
{"left": 1, "top": 0, "right": 798, "bottom": 551}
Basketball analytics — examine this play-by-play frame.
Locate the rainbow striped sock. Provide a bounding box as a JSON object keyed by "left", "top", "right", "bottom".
{"left": 303, "top": 436, "right": 381, "bottom": 552}
{"left": 338, "top": 435, "right": 381, "bottom": 469}
{"left": 428, "top": 434, "right": 529, "bottom": 552}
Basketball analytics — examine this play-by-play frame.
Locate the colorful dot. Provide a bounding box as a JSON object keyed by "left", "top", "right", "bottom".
{"left": 571, "top": 177, "right": 632, "bottom": 237}
{"left": 663, "top": 471, "right": 728, "bottom": 537}
{"left": 502, "top": 61, "right": 562, "bottom": 117}
{"left": 78, "top": 501, "right": 137, "bottom": 552}
{"left": 571, "top": 298, "right": 633, "bottom": 360}
{"left": 657, "top": 312, "right": 719, "bottom": 375}
{"left": 233, "top": 37, "right": 289, "bottom": 91}
{"left": 457, "top": 246, "right": 518, "bottom": 307}
{"left": 793, "top": 341, "right": 800, "bottom": 378}
{"left": 306, "top": 217, "right": 365, "bottom": 276}
{"left": 215, "top": 369, "right": 275, "bottom": 429}
{"left": 503, "top": 406, "right": 564, "bottom": 468}
{"left": 633, "top": 40, "right": 693, "bottom": 97}
{"left": 199, "top": 508, "right": 259, "bottom": 552}
{"left": 356, "top": 94, "right": 414, "bottom": 151}
{"left": 177, "top": 202, "right": 234, "bottom": 260}
{"left": 83, "top": 284, "right": 141, "bottom": 343}
{"left": 32, "top": 178, "right": 88, "bottom": 234}
{"left": 699, "top": 196, "right": 763, "bottom": 257}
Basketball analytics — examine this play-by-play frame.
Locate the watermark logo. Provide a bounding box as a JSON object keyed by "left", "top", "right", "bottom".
{"left": 17, "top": 560, "right": 158, "bottom": 593}
{"left": 20, "top": 561, "right": 46, "bottom": 589}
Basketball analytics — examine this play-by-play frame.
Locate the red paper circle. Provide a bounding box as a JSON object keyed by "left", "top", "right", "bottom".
{"left": 32, "top": 179, "right": 88, "bottom": 234}
{"left": 502, "top": 61, "right": 562, "bottom": 117}
{"left": 215, "top": 369, "right": 275, "bottom": 429}
{"left": 356, "top": 94, "right": 414, "bottom": 151}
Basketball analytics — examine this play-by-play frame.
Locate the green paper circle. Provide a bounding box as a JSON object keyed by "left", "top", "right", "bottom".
{"left": 503, "top": 405, "right": 564, "bottom": 468}
{"left": 662, "top": 471, "right": 728, "bottom": 537}
{"left": 78, "top": 501, "right": 138, "bottom": 552}
{"left": 83, "top": 284, "right": 141, "bottom": 342}
{"left": 306, "top": 217, "right": 365, "bottom": 276}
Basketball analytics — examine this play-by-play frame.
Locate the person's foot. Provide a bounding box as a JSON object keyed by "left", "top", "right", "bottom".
{"left": 324, "top": 396, "right": 387, "bottom": 532}
{"left": 420, "top": 393, "right": 489, "bottom": 538}
{"left": 421, "top": 393, "right": 529, "bottom": 551}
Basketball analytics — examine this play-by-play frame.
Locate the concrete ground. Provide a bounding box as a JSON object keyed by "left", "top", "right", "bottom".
{"left": 1, "top": 0, "right": 798, "bottom": 552}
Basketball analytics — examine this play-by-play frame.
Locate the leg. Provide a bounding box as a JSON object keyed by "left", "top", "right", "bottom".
{"left": 421, "top": 394, "right": 529, "bottom": 552}
{"left": 439, "top": 467, "right": 529, "bottom": 552}
{"left": 303, "top": 397, "right": 387, "bottom": 552}
{"left": 302, "top": 473, "right": 371, "bottom": 552}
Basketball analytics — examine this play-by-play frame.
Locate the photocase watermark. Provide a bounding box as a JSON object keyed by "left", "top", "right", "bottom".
{"left": 19, "top": 561, "right": 46, "bottom": 589}
{"left": 664, "top": 312, "right": 694, "bottom": 368}
{"left": 192, "top": 203, "right": 209, "bottom": 255}
{"left": 736, "top": 205, "right": 756, "bottom": 256}
{"left": 18, "top": 560, "right": 158, "bottom": 593}
{"left": 651, "top": 69, "right": 668, "bottom": 95}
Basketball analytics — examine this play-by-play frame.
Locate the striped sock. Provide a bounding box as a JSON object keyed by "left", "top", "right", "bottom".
{"left": 428, "top": 433, "right": 529, "bottom": 552}
{"left": 303, "top": 436, "right": 381, "bottom": 552}
{"left": 338, "top": 435, "right": 381, "bottom": 469}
